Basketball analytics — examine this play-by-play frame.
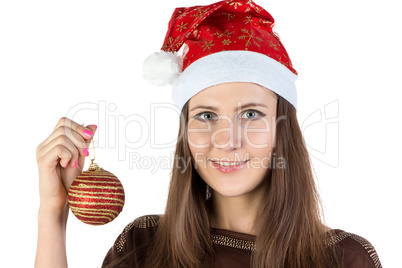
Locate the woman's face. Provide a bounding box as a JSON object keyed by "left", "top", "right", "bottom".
{"left": 187, "top": 82, "right": 278, "bottom": 198}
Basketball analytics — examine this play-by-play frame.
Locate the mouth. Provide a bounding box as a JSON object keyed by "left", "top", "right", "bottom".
{"left": 208, "top": 158, "right": 249, "bottom": 173}
{"left": 207, "top": 158, "right": 249, "bottom": 167}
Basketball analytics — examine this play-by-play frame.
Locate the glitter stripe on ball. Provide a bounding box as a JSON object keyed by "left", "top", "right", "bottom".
{"left": 68, "top": 162, "right": 125, "bottom": 226}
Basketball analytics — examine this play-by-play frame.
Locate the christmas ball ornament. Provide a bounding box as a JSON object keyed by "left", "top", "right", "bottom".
{"left": 68, "top": 160, "right": 125, "bottom": 225}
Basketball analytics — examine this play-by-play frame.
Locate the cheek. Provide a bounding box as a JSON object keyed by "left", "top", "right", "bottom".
{"left": 244, "top": 120, "right": 276, "bottom": 149}
{"left": 187, "top": 122, "right": 212, "bottom": 149}
{"left": 188, "top": 132, "right": 211, "bottom": 148}
{"left": 244, "top": 120, "right": 276, "bottom": 169}
{"left": 187, "top": 126, "right": 210, "bottom": 169}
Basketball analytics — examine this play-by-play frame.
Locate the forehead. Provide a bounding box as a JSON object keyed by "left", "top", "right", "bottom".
{"left": 188, "top": 82, "right": 278, "bottom": 109}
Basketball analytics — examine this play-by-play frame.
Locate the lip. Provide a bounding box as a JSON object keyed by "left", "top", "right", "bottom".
{"left": 210, "top": 160, "right": 248, "bottom": 173}
{"left": 207, "top": 157, "right": 249, "bottom": 163}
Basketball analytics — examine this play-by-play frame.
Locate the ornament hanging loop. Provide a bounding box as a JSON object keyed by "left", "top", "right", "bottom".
{"left": 81, "top": 123, "right": 98, "bottom": 170}
{"left": 90, "top": 138, "right": 96, "bottom": 163}
{"left": 88, "top": 139, "right": 100, "bottom": 171}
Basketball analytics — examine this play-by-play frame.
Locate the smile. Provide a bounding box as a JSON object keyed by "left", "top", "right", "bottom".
{"left": 212, "top": 161, "right": 245, "bottom": 166}
{"left": 209, "top": 159, "right": 249, "bottom": 173}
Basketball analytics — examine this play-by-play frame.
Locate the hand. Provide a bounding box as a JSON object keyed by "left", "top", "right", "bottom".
{"left": 36, "top": 117, "right": 97, "bottom": 213}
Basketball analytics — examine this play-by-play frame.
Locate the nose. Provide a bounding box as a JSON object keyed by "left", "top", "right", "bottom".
{"left": 211, "top": 115, "right": 242, "bottom": 150}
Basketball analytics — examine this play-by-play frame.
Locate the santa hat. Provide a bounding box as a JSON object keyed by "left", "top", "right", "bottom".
{"left": 142, "top": 0, "right": 298, "bottom": 112}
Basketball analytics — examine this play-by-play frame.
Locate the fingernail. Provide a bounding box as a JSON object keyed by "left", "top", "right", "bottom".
{"left": 83, "top": 147, "right": 89, "bottom": 157}
{"left": 83, "top": 129, "right": 94, "bottom": 137}
{"left": 74, "top": 160, "right": 78, "bottom": 168}
{"left": 65, "top": 162, "right": 69, "bottom": 168}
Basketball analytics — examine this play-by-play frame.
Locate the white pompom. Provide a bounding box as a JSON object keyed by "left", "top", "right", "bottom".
{"left": 142, "top": 51, "right": 183, "bottom": 86}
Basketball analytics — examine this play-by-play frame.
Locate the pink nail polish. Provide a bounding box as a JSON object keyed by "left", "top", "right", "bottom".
{"left": 83, "top": 147, "right": 89, "bottom": 157}
{"left": 74, "top": 160, "right": 78, "bottom": 168}
{"left": 83, "top": 129, "right": 93, "bottom": 137}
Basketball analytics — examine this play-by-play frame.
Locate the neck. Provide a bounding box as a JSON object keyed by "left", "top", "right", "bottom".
{"left": 209, "top": 180, "right": 268, "bottom": 236}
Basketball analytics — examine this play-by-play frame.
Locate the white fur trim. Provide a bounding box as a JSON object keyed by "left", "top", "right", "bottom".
{"left": 172, "top": 50, "right": 298, "bottom": 112}
{"left": 142, "top": 51, "right": 183, "bottom": 86}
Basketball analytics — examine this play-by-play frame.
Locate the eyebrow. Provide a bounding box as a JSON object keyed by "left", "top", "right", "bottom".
{"left": 189, "top": 102, "right": 268, "bottom": 112}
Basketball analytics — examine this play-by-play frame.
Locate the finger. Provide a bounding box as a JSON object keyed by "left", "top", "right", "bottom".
{"left": 53, "top": 117, "right": 77, "bottom": 131}
{"left": 41, "top": 118, "right": 97, "bottom": 148}
{"left": 53, "top": 124, "right": 97, "bottom": 167}
{"left": 79, "top": 124, "right": 98, "bottom": 155}
{"left": 40, "top": 126, "right": 86, "bottom": 154}
{"left": 53, "top": 117, "right": 96, "bottom": 141}
{"left": 37, "top": 118, "right": 98, "bottom": 170}
{"left": 85, "top": 124, "right": 98, "bottom": 136}
{"left": 38, "top": 131, "right": 87, "bottom": 169}
{"left": 37, "top": 140, "right": 73, "bottom": 170}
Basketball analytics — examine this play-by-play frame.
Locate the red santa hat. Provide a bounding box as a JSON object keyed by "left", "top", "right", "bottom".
{"left": 142, "top": 0, "right": 298, "bottom": 112}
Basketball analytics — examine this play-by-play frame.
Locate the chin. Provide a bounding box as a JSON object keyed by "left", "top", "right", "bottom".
{"left": 211, "top": 186, "right": 252, "bottom": 198}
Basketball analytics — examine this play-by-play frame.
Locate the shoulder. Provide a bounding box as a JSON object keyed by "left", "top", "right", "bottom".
{"left": 101, "top": 215, "right": 162, "bottom": 267}
{"left": 120, "top": 214, "right": 162, "bottom": 233}
{"left": 113, "top": 214, "right": 162, "bottom": 253}
{"left": 326, "top": 229, "right": 382, "bottom": 268}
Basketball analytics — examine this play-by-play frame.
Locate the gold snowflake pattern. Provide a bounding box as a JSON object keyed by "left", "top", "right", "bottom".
{"left": 253, "top": 5, "right": 262, "bottom": 13}
{"left": 176, "top": 22, "right": 188, "bottom": 32}
{"left": 259, "top": 18, "right": 273, "bottom": 27}
{"left": 229, "top": 2, "right": 243, "bottom": 9}
{"left": 244, "top": 16, "right": 253, "bottom": 24}
{"left": 271, "top": 31, "right": 280, "bottom": 39}
{"left": 245, "top": 1, "right": 262, "bottom": 13}
{"left": 190, "top": 7, "right": 211, "bottom": 21}
{"left": 221, "top": 12, "right": 236, "bottom": 20}
{"left": 222, "top": 39, "right": 232, "bottom": 45}
{"left": 201, "top": 40, "right": 215, "bottom": 51}
{"left": 238, "top": 28, "right": 263, "bottom": 48}
{"left": 162, "top": 36, "right": 183, "bottom": 52}
{"left": 213, "top": 29, "right": 234, "bottom": 38}
{"left": 268, "top": 40, "right": 279, "bottom": 51}
{"left": 277, "top": 55, "right": 286, "bottom": 66}
{"left": 175, "top": 10, "right": 189, "bottom": 20}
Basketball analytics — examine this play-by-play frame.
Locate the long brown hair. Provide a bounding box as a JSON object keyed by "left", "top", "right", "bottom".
{"left": 106, "top": 95, "right": 341, "bottom": 267}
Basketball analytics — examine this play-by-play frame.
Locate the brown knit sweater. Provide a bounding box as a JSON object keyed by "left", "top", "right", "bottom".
{"left": 101, "top": 214, "right": 382, "bottom": 268}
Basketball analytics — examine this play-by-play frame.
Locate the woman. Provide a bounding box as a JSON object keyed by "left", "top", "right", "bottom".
{"left": 35, "top": 0, "right": 382, "bottom": 267}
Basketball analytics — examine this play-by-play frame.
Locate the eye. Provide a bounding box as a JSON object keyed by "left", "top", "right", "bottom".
{"left": 241, "top": 109, "right": 265, "bottom": 120}
{"left": 193, "top": 111, "right": 217, "bottom": 121}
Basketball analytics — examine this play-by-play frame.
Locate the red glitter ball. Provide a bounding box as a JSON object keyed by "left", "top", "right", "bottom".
{"left": 67, "top": 162, "right": 125, "bottom": 226}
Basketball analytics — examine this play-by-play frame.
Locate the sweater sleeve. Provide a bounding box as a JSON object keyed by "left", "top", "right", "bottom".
{"left": 329, "top": 230, "right": 382, "bottom": 268}
{"left": 101, "top": 214, "right": 161, "bottom": 268}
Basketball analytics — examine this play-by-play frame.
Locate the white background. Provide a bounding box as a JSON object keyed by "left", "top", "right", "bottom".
{"left": 1, "top": 0, "right": 400, "bottom": 267}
